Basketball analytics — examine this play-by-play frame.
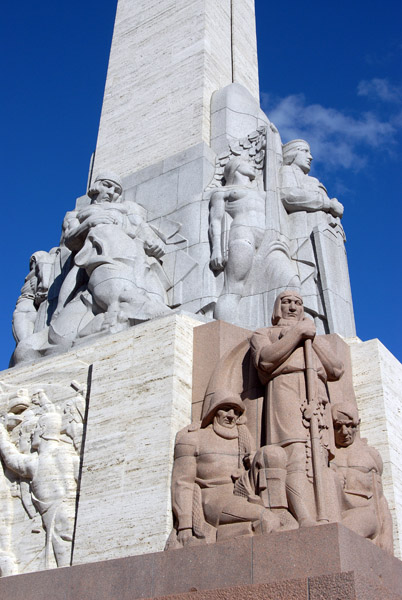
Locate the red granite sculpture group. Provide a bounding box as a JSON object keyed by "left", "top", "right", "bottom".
{"left": 167, "top": 291, "right": 393, "bottom": 554}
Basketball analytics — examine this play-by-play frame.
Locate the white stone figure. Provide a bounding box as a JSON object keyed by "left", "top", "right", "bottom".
{"left": 0, "top": 408, "right": 78, "bottom": 569}
{"left": 280, "top": 140, "right": 355, "bottom": 335}
{"left": 0, "top": 448, "right": 18, "bottom": 576}
{"left": 52, "top": 171, "right": 171, "bottom": 340}
{"left": 61, "top": 382, "right": 86, "bottom": 454}
{"left": 209, "top": 157, "right": 266, "bottom": 322}
{"left": 12, "top": 251, "right": 55, "bottom": 344}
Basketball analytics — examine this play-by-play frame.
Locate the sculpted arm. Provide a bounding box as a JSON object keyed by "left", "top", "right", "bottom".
{"left": 280, "top": 167, "right": 343, "bottom": 217}
{"left": 171, "top": 431, "right": 197, "bottom": 543}
{"left": 313, "top": 337, "right": 344, "bottom": 381}
{"left": 0, "top": 424, "right": 34, "bottom": 479}
{"left": 209, "top": 191, "right": 226, "bottom": 271}
{"left": 63, "top": 213, "right": 88, "bottom": 252}
{"left": 251, "top": 320, "right": 315, "bottom": 377}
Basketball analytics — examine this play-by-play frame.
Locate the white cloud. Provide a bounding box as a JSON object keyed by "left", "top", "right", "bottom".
{"left": 261, "top": 92, "right": 398, "bottom": 170}
{"left": 357, "top": 78, "right": 402, "bottom": 103}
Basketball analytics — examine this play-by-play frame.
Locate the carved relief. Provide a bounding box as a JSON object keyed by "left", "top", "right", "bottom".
{"left": 0, "top": 382, "right": 86, "bottom": 574}
{"left": 167, "top": 291, "right": 393, "bottom": 554}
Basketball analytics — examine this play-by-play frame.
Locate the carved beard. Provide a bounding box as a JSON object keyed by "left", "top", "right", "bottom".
{"left": 212, "top": 420, "right": 239, "bottom": 439}
{"left": 277, "top": 317, "right": 302, "bottom": 327}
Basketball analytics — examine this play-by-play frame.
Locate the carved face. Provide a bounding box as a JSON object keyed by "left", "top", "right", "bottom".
{"left": 214, "top": 406, "right": 242, "bottom": 429}
{"left": 236, "top": 160, "right": 256, "bottom": 181}
{"left": 333, "top": 417, "right": 358, "bottom": 447}
{"left": 92, "top": 179, "right": 122, "bottom": 204}
{"left": 293, "top": 145, "right": 313, "bottom": 174}
{"left": 280, "top": 294, "right": 303, "bottom": 321}
{"left": 31, "top": 420, "right": 44, "bottom": 450}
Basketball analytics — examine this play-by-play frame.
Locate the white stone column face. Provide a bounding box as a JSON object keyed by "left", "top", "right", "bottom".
{"left": 72, "top": 314, "right": 200, "bottom": 563}
{"left": 348, "top": 338, "right": 402, "bottom": 558}
{"left": 92, "top": 0, "right": 259, "bottom": 179}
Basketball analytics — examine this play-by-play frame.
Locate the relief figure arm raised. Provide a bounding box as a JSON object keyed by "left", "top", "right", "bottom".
{"left": 209, "top": 191, "right": 226, "bottom": 271}
{"left": 0, "top": 424, "right": 35, "bottom": 480}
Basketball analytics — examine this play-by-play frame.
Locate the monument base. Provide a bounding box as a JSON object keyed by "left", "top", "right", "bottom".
{"left": 0, "top": 524, "right": 401, "bottom": 599}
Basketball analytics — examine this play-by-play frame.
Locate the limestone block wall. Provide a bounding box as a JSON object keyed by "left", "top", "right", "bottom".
{"left": 93, "top": 0, "right": 259, "bottom": 179}
{"left": 348, "top": 337, "right": 402, "bottom": 558}
{"left": 73, "top": 314, "right": 201, "bottom": 564}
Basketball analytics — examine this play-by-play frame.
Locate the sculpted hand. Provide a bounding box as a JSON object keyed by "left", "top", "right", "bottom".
{"left": 85, "top": 214, "right": 120, "bottom": 228}
{"left": 330, "top": 199, "right": 344, "bottom": 218}
{"left": 296, "top": 319, "right": 316, "bottom": 340}
{"left": 210, "top": 249, "right": 225, "bottom": 271}
{"left": 177, "top": 528, "right": 193, "bottom": 546}
{"left": 144, "top": 239, "right": 165, "bottom": 259}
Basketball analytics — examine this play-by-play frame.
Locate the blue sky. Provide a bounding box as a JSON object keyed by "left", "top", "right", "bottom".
{"left": 1, "top": 0, "right": 401, "bottom": 369}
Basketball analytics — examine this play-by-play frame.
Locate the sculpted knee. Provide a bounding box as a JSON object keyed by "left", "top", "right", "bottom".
{"left": 255, "top": 445, "right": 287, "bottom": 469}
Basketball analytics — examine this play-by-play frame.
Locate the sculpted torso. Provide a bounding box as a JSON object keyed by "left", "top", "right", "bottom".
{"left": 189, "top": 427, "right": 240, "bottom": 483}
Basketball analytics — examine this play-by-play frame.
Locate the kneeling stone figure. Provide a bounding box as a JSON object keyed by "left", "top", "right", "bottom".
{"left": 166, "top": 390, "right": 297, "bottom": 549}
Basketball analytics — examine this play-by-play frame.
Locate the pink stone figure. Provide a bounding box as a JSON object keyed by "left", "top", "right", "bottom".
{"left": 250, "top": 291, "right": 344, "bottom": 527}
{"left": 167, "top": 390, "right": 295, "bottom": 549}
{"left": 331, "top": 402, "right": 394, "bottom": 554}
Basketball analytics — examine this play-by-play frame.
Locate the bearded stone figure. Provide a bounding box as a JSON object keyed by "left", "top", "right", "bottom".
{"left": 250, "top": 291, "right": 344, "bottom": 526}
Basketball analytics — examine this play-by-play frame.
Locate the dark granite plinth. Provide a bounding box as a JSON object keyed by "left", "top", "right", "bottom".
{"left": 1, "top": 524, "right": 401, "bottom": 600}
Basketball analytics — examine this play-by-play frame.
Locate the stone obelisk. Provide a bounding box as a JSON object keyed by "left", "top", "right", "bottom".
{"left": 92, "top": 0, "right": 259, "bottom": 179}
{"left": 2, "top": 1, "right": 402, "bottom": 598}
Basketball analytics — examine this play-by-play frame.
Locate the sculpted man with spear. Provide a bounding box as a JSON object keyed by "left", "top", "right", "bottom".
{"left": 250, "top": 291, "right": 344, "bottom": 526}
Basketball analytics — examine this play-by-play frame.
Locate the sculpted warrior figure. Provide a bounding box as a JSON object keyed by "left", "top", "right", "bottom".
{"left": 331, "top": 403, "right": 394, "bottom": 554}
{"left": 0, "top": 406, "right": 78, "bottom": 568}
{"left": 250, "top": 291, "right": 344, "bottom": 526}
{"left": 52, "top": 171, "right": 170, "bottom": 339}
{"left": 167, "top": 391, "right": 294, "bottom": 548}
{"left": 280, "top": 140, "right": 354, "bottom": 334}
{"left": 209, "top": 157, "right": 265, "bottom": 322}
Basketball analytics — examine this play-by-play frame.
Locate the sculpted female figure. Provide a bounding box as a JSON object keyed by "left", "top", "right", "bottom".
{"left": 209, "top": 157, "right": 265, "bottom": 322}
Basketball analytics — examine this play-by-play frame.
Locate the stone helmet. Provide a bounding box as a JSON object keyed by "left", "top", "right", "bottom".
{"left": 201, "top": 389, "right": 246, "bottom": 428}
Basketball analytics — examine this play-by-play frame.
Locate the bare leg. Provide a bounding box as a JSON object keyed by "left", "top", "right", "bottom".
{"left": 214, "top": 238, "right": 255, "bottom": 321}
